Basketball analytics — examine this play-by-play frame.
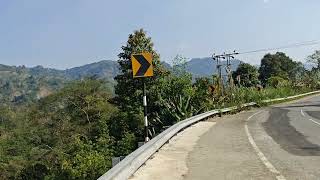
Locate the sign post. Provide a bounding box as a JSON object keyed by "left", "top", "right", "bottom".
{"left": 142, "top": 78, "right": 148, "bottom": 142}
{"left": 131, "top": 52, "right": 153, "bottom": 142}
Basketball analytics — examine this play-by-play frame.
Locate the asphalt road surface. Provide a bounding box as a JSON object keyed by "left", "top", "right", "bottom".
{"left": 185, "top": 95, "right": 320, "bottom": 180}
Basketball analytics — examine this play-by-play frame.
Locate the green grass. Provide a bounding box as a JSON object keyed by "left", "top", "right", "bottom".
{"left": 211, "top": 86, "right": 314, "bottom": 110}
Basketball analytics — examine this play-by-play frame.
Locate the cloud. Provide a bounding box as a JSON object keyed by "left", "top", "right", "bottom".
{"left": 263, "top": 0, "right": 269, "bottom": 3}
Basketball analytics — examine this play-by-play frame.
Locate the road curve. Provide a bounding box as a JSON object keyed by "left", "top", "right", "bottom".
{"left": 131, "top": 94, "right": 320, "bottom": 180}
{"left": 185, "top": 94, "right": 320, "bottom": 180}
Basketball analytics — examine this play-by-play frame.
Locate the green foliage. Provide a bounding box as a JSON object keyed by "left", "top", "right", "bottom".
{"left": 116, "top": 132, "right": 137, "bottom": 156}
{"left": 267, "top": 76, "right": 288, "bottom": 88}
{"left": 155, "top": 62, "right": 196, "bottom": 126}
{"left": 113, "top": 29, "right": 169, "bottom": 138}
{"left": 233, "top": 63, "right": 259, "bottom": 87}
{"left": 172, "top": 55, "right": 188, "bottom": 76}
{"left": 302, "top": 69, "right": 320, "bottom": 89}
{"left": 160, "top": 95, "right": 196, "bottom": 122}
{"left": 58, "top": 135, "right": 113, "bottom": 180}
{"left": 259, "top": 52, "right": 304, "bottom": 85}
{"left": 17, "top": 163, "right": 48, "bottom": 180}
{"left": 0, "top": 65, "right": 68, "bottom": 105}
{"left": 192, "top": 77, "right": 212, "bottom": 111}
{"left": 114, "top": 29, "right": 167, "bottom": 110}
{"left": 0, "top": 79, "right": 120, "bottom": 179}
{"left": 224, "top": 85, "right": 312, "bottom": 108}
{"left": 307, "top": 50, "right": 320, "bottom": 70}
{"left": 1, "top": 30, "right": 320, "bottom": 180}
{"left": 0, "top": 61, "right": 118, "bottom": 106}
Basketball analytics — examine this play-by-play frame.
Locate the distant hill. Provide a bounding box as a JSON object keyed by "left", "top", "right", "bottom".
{"left": 186, "top": 57, "right": 242, "bottom": 77}
{"left": 0, "top": 60, "right": 118, "bottom": 104}
{"left": 0, "top": 64, "right": 67, "bottom": 104}
{"left": 65, "top": 60, "right": 119, "bottom": 80}
{"left": 24, "top": 60, "right": 120, "bottom": 81}
{"left": 0, "top": 58, "right": 242, "bottom": 104}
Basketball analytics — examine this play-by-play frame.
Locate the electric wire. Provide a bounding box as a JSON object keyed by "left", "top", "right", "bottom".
{"left": 237, "top": 40, "right": 320, "bottom": 55}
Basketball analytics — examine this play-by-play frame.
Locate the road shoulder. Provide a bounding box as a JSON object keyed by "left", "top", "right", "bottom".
{"left": 185, "top": 111, "right": 275, "bottom": 180}
{"left": 130, "top": 121, "right": 215, "bottom": 180}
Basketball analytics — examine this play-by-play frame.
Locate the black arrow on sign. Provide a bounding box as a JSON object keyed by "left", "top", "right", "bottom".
{"left": 133, "top": 55, "right": 151, "bottom": 76}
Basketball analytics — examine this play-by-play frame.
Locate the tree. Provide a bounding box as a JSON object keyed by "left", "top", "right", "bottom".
{"left": 172, "top": 55, "right": 188, "bottom": 76}
{"left": 157, "top": 71, "right": 194, "bottom": 125}
{"left": 267, "top": 76, "right": 287, "bottom": 88}
{"left": 302, "top": 69, "right": 320, "bottom": 89}
{"left": 307, "top": 50, "right": 320, "bottom": 70}
{"left": 259, "top": 52, "right": 302, "bottom": 85}
{"left": 113, "top": 29, "right": 168, "bottom": 139}
{"left": 18, "top": 163, "right": 48, "bottom": 180}
{"left": 233, "top": 63, "right": 259, "bottom": 87}
{"left": 0, "top": 79, "right": 117, "bottom": 179}
{"left": 290, "top": 61, "right": 306, "bottom": 85}
{"left": 42, "top": 79, "right": 116, "bottom": 179}
{"left": 192, "top": 77, "right": 211, "bottom": 111}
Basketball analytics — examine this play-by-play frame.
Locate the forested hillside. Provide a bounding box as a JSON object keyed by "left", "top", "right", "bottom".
{"left": 64, "top": 60, "right": 119, "bottom": 80}
{"left": 1, "top": 29, "right": 320, "bottom": 179}
{"left": 0, "top": 58, "right": 242, "bottom": 105}
{"left": 0, "top": 60, "right": 118, "bottom": 104}
{"left": 0, "top": 64, "right": 67, "bottom": 104}
{"left": 186, "top": 57, "right": 242, "bottom": 77}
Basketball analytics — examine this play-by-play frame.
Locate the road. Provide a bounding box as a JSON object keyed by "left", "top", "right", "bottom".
{"left": 132, "top": 94, "right": 320, "bottom": 180}
{"left": 186, "top": 95, "right": 320, "bottom": 180}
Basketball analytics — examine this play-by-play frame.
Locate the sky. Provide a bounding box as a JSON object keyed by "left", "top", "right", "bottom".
{"left": 0, "top": 0, "right": 320, "bottom": 69}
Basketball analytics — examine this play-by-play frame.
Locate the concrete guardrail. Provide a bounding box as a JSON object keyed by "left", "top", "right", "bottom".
{"left": 98, "top": 90, "right": 320, "bottom": 180}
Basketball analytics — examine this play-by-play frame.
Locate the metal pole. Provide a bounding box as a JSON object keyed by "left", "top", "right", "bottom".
{"left": 219, "top": 57, "right": 224, "bottom": 96}
{"left": 227, "top": 55, "right": 230, "bottom": 87}
{"left": 142, "top": 79, "right": 149, "bottom": 142}
{"left": 212, "top": 51, "right": 238, "bottom": 95}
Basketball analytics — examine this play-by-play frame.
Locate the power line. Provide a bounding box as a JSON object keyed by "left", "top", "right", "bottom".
{"left": 209, "top": 40, "right": 320, "bottom": 93}
{"left": 237, "top": 40, "right": 320, "bottom": 55}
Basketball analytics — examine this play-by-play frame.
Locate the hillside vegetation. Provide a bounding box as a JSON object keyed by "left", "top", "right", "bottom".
{"left": 1, "top": 29, "right": 320, "bottom": 179}
{"left": 0, "top": 57, "right": 242, "bottom": 105}
{"left": 0, "top": 61, "right": 118, "bottom": 104}
{"left": 0, "top": 64, "right": 67, "bottom": 104}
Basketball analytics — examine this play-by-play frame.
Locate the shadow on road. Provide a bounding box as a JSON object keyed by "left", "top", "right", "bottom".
{"left": 263, "top": 107, "right": 320, "bottom": 156}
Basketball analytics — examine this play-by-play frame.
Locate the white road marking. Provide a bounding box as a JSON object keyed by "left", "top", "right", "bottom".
{"left": 245, "top": 111, "right": 287, "bottom": 180}
{"left": 300, "top": 109, "right": 305, "bottom": 117}
{"left": 309, "top": 119, "right": 320, "bottom": 126}
{"left": 300, "top": 109, "right": 320, "bottom": 127}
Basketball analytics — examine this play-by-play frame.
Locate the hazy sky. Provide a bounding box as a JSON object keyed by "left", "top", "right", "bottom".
{"left": 0, "top": 0, "right": 320, "bottom": 69}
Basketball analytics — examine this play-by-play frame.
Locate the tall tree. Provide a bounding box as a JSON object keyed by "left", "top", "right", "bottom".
{"left": 233, "top": 63, "right": 259, "bottom": 87}
{"left": 113, "top": 29, "right": 168, "bottom": 138}
{"left": 259, "top": 52, "right": 301, "bottom": 84}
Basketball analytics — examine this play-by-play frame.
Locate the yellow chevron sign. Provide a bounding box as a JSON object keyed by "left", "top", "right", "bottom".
{"left": 131, "top": 52, "right": 153, "bottom": 78}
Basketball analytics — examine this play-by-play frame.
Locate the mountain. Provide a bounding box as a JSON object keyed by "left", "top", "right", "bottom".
{"left": 0, "top": 64, "right": 67, "bottom": 104}
{"left": 161, "top": 61, "right": 172, "bottom": 70}
{"left": 185, "top": 57, "right": 242, "bottom": 77}
{"left": 0, "top": 58, "right": 242, "bottom": 104}
{"left": 0, "top": 60, "right": 118, "bottom": 104}
{"left": 26, "top": 60, "right": 119, "bottom": 81}
{"left": 65, "top": 60, "right": 119, "bottom": 80}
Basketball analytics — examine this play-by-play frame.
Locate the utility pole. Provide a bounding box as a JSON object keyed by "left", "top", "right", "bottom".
{"left": 212, "top": 53, "right": 224, "bottom": 96}
{"left": 224, "top": 51, "right": 239, "bottom": 89}
{"left": 212, "top": 51, "right": 239, "bottom": 95}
